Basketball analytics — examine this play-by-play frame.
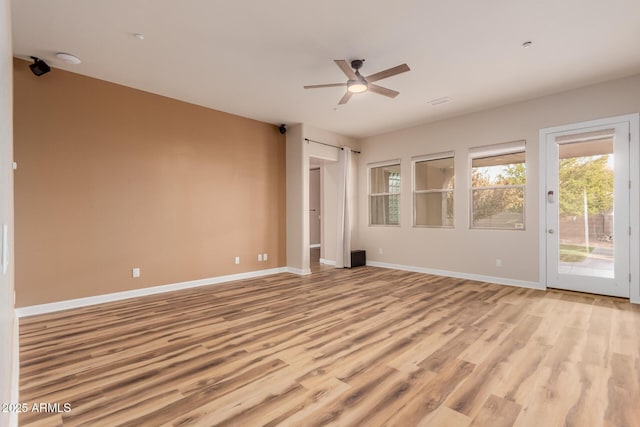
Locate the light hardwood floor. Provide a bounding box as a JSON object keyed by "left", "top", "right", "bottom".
{"left": 19, "top": 267, "right": 640, "bottom": 426}
{"left": 310, "top": 248, "right": 333, "bottom": 273}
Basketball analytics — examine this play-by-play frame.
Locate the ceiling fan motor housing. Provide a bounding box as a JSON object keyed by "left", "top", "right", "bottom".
{"left": 351, "top": 59, "right": 364, "bottom": 70}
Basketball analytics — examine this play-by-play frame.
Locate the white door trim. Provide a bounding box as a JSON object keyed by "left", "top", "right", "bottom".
{"left": 539, "top": 113, "right": 640, "bottom": 302}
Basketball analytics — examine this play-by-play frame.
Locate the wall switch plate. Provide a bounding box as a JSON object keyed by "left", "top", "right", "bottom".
{"left": 496, "top": 259, "right": 502, "bottom": 267}
{"left": 263, "top": 253, "right": 268, "bottom": 261}
{"left": 258, "top": 254, "right": 263, "bottom": 261}
{"left": 132, "top": 267, "right": 140, "bottom": 278}
{"left": 235, "top": 256, "right": 240, "bottom": 264}
{"left": 378, "top": 248, "right": 383, "bottom": 254}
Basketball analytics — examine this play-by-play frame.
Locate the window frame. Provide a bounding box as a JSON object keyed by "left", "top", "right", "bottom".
{"left": 368, "top": 159, "right": 402, "bottom": 227}
{"left": 412, "top": 151, "right": 455, "bottom": 228}
{"left": 469, "top": 141, "right": 526, "bottom": 230}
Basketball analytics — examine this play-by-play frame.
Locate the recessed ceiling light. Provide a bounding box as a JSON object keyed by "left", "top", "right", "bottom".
{"left": 428, "top": 97, "right": 451, "bottom": 106}
{"left": 522, "top": 41, "right": 533, "bottom": 48}
{"left": 134, "top": 33, "right": 145, "bottom": 40}
{"left": 55, "top": 52, "right": 81, "bottom": 64}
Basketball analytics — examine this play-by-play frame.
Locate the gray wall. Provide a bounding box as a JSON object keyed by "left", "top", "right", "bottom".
{"left": 358, "top": 74, "right": 640, "bottom": 285}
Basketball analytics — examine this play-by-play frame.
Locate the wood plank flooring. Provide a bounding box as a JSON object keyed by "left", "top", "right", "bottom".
{"left": 19, "top": 267, "right": 640, "bottom": 426}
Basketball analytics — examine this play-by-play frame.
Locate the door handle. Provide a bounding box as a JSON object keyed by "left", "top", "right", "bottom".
{"left": 547, "top": 190, "right": 554, "bottom": 203}
{"left": 548, "top": 229, "right": 555, "bottom": 234}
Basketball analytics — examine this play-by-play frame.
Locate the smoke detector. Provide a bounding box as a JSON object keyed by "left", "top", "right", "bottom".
{"left": 55, "top": 52, "right": 81, "bottom": 64}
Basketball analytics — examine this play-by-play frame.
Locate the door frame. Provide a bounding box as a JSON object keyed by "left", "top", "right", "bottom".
{"left": 545, "top": 121, "right": 629, "bottom": 297}
{"left": 309, "top": 166, "right": 322, "bottom": 249}
{"left": 539, "top": 113, "right": 640, "bottom": 302}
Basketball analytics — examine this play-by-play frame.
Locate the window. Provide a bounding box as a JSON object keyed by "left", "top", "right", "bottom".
{"left": 470, "top": 141, "right": 526, "bottom": 229}
{"left": 369, "top": 162, "right": 401, "bottom": 225}
{"left": 413, "top": 153, "right": 454, "bottom": 227}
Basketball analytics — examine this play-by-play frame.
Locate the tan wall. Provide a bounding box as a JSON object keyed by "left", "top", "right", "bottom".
{"left": 13, "top": 59, "right": 286, "bottom": 307}
{"left": 359, "top": 74, "right": 640, "bottom": 283}
{"left": 1, "top": 0, "right": 17, "bottom": 421}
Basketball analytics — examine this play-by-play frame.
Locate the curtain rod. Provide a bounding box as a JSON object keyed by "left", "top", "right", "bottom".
{"left": 304, "top": 138, "right": 361, "bottom": 154}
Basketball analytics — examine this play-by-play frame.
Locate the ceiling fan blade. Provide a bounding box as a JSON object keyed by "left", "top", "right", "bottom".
{"left": 334, "top": 60, "right": 358, "bottom": 80}
{"left": 338, "top": 91, "right": 353, "bottom": 105}
{"left": 304, "top": 83, "right": 347, "bottom": 89}
{"left": 368, "top": 84, "right": 399, "bottom": 98}
{"left": 365, "top": 63, "right": 410, "bottom": 83}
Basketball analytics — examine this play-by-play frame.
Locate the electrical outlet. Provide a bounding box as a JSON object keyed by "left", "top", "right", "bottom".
{"left": 258, "top": 254, "right": 263, "bottom": 261}
{"left": 235, "top": 256, "right": 240, "bottom": 265}
{"left": 263, "top": 253, "right": 268, "bottom": 261}
{"left": 496, "top": 259, "right": 502, "bottom": 268}
{"left": 132, "top": 267, "right": 140, "bottom": 278}
{"left": 378, "top": 248, "right": 383, "bottom": 254}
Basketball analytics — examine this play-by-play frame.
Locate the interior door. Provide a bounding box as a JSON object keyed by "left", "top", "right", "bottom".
{"left": 545, "top": 121, "right": 630, "bottom": 297}
{"left": 309, "top": 168, "right": 321, "bottom": 246}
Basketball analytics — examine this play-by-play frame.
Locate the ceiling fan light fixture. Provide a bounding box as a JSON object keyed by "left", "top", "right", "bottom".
{"left": 347, "top": 80, "right": 368, "bottom": 93}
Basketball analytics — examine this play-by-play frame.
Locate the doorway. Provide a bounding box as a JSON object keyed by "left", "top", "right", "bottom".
{"left": 541, "top": 117, "right": 632, "bottom": 297}
{"left": 309, "top": 165, "right": 326, "bottom": 272}
{"left": 309, "top": 167, "right": 321, "bottom": 249}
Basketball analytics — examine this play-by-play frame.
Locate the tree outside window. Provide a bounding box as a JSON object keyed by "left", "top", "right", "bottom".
{"left": 470, "top": 144, "right": 526, "bottom": 230}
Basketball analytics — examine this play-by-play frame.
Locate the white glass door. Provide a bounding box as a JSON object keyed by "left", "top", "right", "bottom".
{"left": 545, "top": 121, "right": 630, "bottom": 297}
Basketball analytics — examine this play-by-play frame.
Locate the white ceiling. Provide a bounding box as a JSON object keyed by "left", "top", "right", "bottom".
{"left": 11, "top": 0, "right": 640, "bottom": 138}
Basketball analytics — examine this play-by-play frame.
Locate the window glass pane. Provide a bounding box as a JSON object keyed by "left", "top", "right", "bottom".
{"left": 415, "top": 157, "right": 454, "bottom": 191}
{"left": 472, "top": 152, "right": 526, "bottom": 186}
{"left": 370, "top": 164, "right": 400, "bottom": 194}
{"left": 415, "top": 192, "right": 453, "bottom": 227}
{"left": 558, "top": 137, "right": 614, "bottom": 278}
{"left": 472, "top": 188, "right": 525, "bottom": 229}
{"left": 370, "top": 194, "right": 400, "bottom": 225}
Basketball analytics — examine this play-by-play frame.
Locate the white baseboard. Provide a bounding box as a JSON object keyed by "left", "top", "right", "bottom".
{"left": 309, "top": 244, "right": 321, "bottom": 249}
{"left": 366, "top": 260, "right": 544, "bottom": 291}
{"left": 16, "top": 267, "right": 289, "bottom": 317}
{"left": 14, "top": 261, "right": 548, "bottom": 318}
{"left": 286, "top": 267, "right": 311, "bottom": 275}
{"left": 319, "top": 258, "right": 336, "bottom": 266}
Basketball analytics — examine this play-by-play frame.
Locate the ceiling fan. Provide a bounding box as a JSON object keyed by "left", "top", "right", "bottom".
{"left": 304, "top": 59, "right": 410, "bottom": 105}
